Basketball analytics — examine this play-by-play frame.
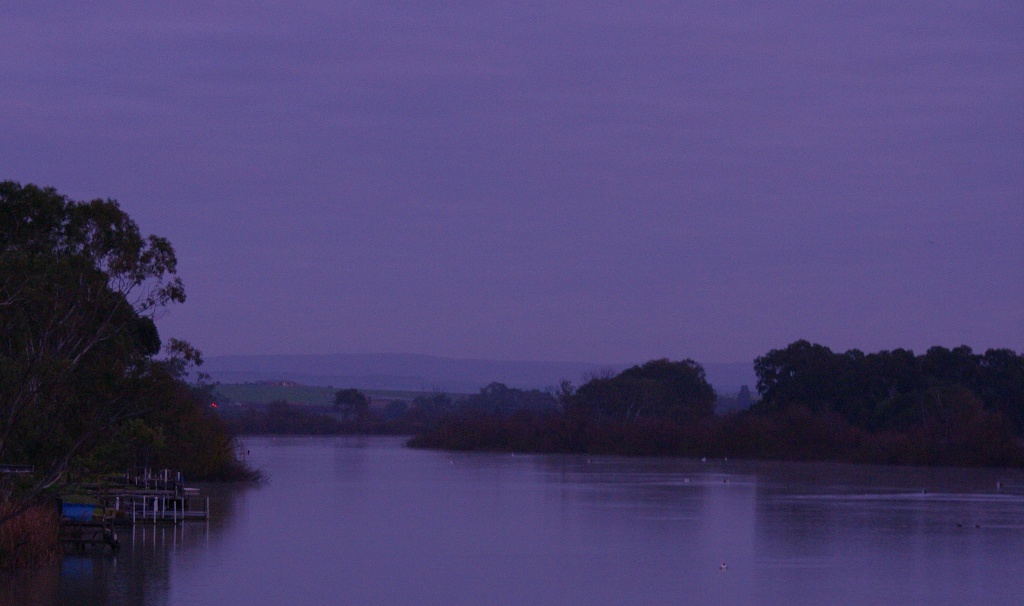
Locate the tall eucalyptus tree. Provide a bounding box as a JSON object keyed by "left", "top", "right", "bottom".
{"left": 0, "top": 181, "right": 193, "bottom": 527}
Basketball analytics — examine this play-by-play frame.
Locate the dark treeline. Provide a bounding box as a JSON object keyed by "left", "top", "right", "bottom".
{"left": 753, "top": 341, "right": 1024, "bottom": 436}
{"left": 220, "top": 382, "right": 559, "bottom": 436}
{"left": 410, "top": 344, "right": 1024, "bottom": 467}
{"left": 398, "top": 383, "right": 557, "bottom": 426}
{"left": 215, "top": 390, "right": 415, "bottom": 435}
{"left": 219, "top": 400, "right": 412, "bottom": 435}
{"left": 223, "top": 401, "right": 349, "bottom": 435}
{"left": 456, "top": 382, "right": 558, "bottom": 416}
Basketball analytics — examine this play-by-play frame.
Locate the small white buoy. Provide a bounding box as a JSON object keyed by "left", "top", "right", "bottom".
{"left": 701, "top": 457, "right": 707, "bottom": 463}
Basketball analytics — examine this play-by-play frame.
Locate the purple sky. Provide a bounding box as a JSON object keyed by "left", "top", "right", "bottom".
{"left": 2, "top": 1, "right": 1021, "bottom": 365}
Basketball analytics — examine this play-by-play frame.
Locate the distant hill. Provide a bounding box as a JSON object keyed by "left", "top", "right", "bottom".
{"left": 201, "top": 353, "right": 757, "bottom": 396}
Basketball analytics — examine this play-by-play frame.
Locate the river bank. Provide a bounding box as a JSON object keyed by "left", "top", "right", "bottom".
{"left": 408, "top": 407, "right": 1024, "bottom": 468}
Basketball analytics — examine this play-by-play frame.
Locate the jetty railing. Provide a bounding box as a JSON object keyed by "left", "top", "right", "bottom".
{"left": 60, "top": 467, "right": 210, "bottom": 552}
{"left": 111, "top": 490, "right": 210, "bottom": 524}
{"left": 66, "top": 468, "right": 210, "bottom": 526}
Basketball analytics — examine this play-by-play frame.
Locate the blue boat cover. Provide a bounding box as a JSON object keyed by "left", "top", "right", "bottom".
{"left": 62, "top": 503, "right": 96, "bottom": 521}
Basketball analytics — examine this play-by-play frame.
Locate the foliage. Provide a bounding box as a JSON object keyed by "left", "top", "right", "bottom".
{"left": 221, "top": 399, "right": 426, "bottom": 435}
{"left": 228, "top": 401, "right": 348, "bottom": 435}
{"left": 459, "top": 382, "right": 558, "bottom": 416}
{"left": 76, "top": 377, "right": 256, "bottom": 481}
{"left": 406, "top": 392, "right": 456, "bottom": 426}
{"left": 333, "top": 388, "right": 370, "bottom": 422}
{"left": 411, "top": 348, "right": 1024, "bottom": 468}
{"left": 569, "top": 358, "right": 716, "bottom": 423}
{"left": 410, "top": 402, "right": 1024, "bottom": 467}
{"left": 754, "top": 340, "right": 1024, "bottom": 436}
{"left": 0, "top": 182, "right": 184, "bottom": 522}
{"left": 382, "top": 400, "right": 408, "bottom": 420}
{"left": 0, "top": 182, "right": 252, "bottom": 538}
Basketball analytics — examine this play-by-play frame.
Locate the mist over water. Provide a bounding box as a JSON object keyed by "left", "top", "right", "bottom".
{"left": 6, "top": 437, "right": 1023, "bottom": 605}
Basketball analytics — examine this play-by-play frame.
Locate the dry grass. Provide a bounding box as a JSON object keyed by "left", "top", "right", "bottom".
{"left": 0, "top": 502, "right": 61, "bottom": 569}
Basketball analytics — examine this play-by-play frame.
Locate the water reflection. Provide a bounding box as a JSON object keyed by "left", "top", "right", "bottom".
{"left": 1, "top": 478, "right": 253, "bottom": 606}
{"left": 3, "top": 524, "right": 191, "bottom": 606}
{"left": 3, "top": 437, "right": 1023, "bottom": 606}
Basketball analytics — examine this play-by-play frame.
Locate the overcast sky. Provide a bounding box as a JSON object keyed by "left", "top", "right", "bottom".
{"left": 2, "top": 1, "right": 1021, "bottom": 365}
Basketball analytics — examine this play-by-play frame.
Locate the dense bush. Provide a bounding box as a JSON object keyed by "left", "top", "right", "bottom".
{"left": 568, "top": 359, "right": 715, "bottom": 424}
{"left": 754, "top": 341, "right": 1024, "bottom": 436}
{"left": 225, "top": 401, "right": 348, "bottom": 435}
{"left": 410, "top": 347, "right": 1024, "bottom": 468}
{"left": 222, "top": 400, "right": 420, "bottom": 436}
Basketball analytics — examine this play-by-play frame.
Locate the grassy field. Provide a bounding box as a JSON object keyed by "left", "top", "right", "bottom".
{"left": 212, "top": 383, "right": 431, "bottom": 407}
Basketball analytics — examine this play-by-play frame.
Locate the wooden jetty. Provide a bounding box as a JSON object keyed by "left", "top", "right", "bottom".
{"left": 60, "top": 468, "right": 209, "bottom": 552}
{"left": 60, "top": 503, "right": 120, "bottom": 552}
{"left": 94, "top": 468, "right": 210, "bottom": 525}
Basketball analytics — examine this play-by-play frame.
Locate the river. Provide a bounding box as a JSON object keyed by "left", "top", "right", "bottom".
{"left": 4, "top": 436, "right": 1024, "bottom": 605}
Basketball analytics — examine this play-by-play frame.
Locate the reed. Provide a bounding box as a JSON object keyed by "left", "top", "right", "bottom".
{"left": 409, "top": 408, "right": 1024, "bottom": 468}
{"left": 0, "top": 502, "right": 61, "bottom": 569}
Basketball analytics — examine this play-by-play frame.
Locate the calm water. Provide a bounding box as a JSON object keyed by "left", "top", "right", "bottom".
{"left": 4, "top": 436, "right": 1024, "bottom": 605}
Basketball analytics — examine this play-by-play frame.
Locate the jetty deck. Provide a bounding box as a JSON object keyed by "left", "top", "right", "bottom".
{"left": 76, "top": 468, "right": 210, "bottom": 525}
{"left": 60, "top": 468, "right": 209, "bottom": 552}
